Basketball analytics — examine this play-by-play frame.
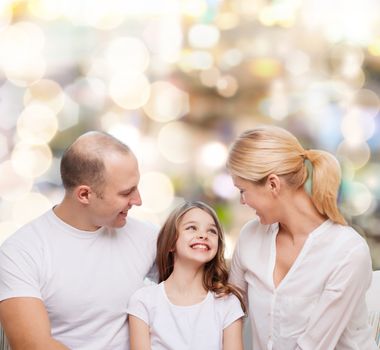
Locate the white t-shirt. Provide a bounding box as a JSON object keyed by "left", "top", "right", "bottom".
{"left": 229, "top": 219, "right": 377, "bottom": 350}
{"left": 0, "top": 209, "right": 158, "bottom": 350}
{"left": 127, "top": 282, "right": 244, "bottom": 350}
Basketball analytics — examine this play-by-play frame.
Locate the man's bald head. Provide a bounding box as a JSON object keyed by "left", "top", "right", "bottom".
{"left": 60, "top": 131, "right": 133, "bottom": 195}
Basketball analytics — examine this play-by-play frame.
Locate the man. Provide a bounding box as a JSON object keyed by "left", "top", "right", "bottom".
{"left": 0, "top": 131, "right": 158, "bottom": 349}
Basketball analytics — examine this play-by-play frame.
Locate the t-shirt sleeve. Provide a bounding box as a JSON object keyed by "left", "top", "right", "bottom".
{"left": 221, "top": 294, "right": 245, "bottom": 329}
{"left": 127, "top": 288, "right": 151, "bottom": 326}
{"left": 0, "top": 238, "right": 43, "bottom": 301}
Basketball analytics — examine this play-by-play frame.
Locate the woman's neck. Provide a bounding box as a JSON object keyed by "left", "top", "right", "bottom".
{"left": 278, "top": 188, "right": 326, "bottom": 241}
{"left": 164, "top": 262, "right": 208, "bottom": 306}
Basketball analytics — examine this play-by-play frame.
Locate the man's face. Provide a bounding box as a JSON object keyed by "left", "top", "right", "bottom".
{"left": 90, "top": 152, "right": 142, "bottom": 229}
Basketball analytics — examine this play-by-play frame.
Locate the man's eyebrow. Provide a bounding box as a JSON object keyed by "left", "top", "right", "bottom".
{"left": 118, "top": 186, "right": 137, "bottom": 194}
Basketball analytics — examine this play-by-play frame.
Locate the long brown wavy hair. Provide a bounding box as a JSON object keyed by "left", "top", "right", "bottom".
{"left": 156, "top": 201, "right": 246, "bottom": 313}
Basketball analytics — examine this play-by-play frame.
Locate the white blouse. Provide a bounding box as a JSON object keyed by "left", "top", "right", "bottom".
{"left": 230, "top": 219, "right": 377, "bottom": 350}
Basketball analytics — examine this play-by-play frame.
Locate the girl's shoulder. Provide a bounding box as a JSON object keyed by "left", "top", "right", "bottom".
{"left": 130, "top": 282, "right": 161, "bottom": 302}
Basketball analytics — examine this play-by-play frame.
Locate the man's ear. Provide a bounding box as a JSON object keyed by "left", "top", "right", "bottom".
{"left": 75, "top": 185, "right": 93, "bottom": 204}
{"left": 267, "top": 174, "right": 281, "bottom": 196}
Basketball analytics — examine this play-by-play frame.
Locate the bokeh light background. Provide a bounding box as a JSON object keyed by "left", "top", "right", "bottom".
{"left": 0, "top": 0, "right": 380, "bottom": 267}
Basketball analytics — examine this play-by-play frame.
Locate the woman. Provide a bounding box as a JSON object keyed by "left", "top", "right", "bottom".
{"left": 227, "top": 125, "right": 377, "bottom": 350}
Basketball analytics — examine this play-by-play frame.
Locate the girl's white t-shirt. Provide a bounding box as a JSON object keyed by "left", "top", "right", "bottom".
{"left": 127, "top": 282, "right": 244, "bottom": 350}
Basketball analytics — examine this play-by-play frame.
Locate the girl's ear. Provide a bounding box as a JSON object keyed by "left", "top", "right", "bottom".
{"left": 267, "top": 174, "right": 281, "bottom": 196}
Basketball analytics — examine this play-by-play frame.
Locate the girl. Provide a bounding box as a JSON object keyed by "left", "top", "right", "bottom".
{"left": 227, "top": 125, "right": 377, "bottom": 350}
{"left": 127, "top": 201, "right": 245, "bottom": 350}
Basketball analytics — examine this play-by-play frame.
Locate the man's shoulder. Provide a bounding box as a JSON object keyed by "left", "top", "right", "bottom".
{"left": 1, "top": 210, "right": 52, "bottom": 248}
{"left": 122, "top": 216, "right": 159, "bottom": 237}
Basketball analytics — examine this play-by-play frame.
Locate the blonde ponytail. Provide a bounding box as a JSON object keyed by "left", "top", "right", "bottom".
{"left": 305, "top": 150, "right": 346, "bottom": 225}
{"left": 227, "top": 125, "right": 347, "bottom": 226}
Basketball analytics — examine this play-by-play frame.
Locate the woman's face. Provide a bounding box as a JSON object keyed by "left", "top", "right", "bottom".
{"left": 232, "top": 176, "right": 278, "bottom": 225}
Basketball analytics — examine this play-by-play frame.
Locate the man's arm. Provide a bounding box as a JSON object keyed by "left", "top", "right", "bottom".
{"left": 0, "top": 297, "right": 70, "bottom": 350}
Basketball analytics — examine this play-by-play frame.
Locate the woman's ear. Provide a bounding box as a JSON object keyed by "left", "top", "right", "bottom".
{"left": 75, "top": 185, "right": 92, "bottom": 204}
{"left": 267, "top": 174, "right": 281, "bottom": 196}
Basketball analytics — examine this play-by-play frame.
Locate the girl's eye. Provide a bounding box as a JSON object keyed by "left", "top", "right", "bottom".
{"left": 186, "top": 225, "right": 196, "bottom": 231}
{"left": 239, "top": 189, "right": 245, "bottom": 194}
{"left": 209, "top": 229, "right": 218, "bottom": 235}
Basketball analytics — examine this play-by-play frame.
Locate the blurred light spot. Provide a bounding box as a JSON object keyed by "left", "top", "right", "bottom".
{"left": 0, "top": 160, "right": 33, "bottom": 200}
{"left": 0, "top": 82, "right": 24, "bottom": 130}
{"left": 285, "top": 50, "right": 310, "bottom": 76}
{"left": 84, "top": 0, "right": 125, "bottom": 30}
{"left": 57, "top": 96, "right": 79, "bottom": 131}
{"left": 24, "top": 79, "right": 65, "bottom": 113}
{"left": 0, "top": 221, "right": 21, "bottom": 245}
{"left": 199, "top": 142, "right": 227, "bottom": 169}
{"left": 179, "top": 51, "right": 213, "bottom": 71}
{"left": 11, "top": 143, "right": 53, "bottom": 178}
{"left": 215, "top": 12, "right": 239, "bottom": 30}
{"left": 109, "top": 73, "right": 151, "bottom": 110}
{"left": 356, "top": 163, "right": 380, "bottom": 198}
{"left": 188, "top": 24, "right": 220, "bottom": 49}
{"left": 259, "top": 3, "right": 297, "bottom": 27}
{"left": 11, "top": 192, "right": 52, "bottom": 225}
{"left": 4, "top": 53, "right": 46, "bottom": 87}
{"left": 249, "top": 58, "right": 281, "bottom": 79}
{"left": 65, "top": 77, "right": 106, "bottom": 111}
{"left": 139, "top": 172, "right": 174, "bottom": 212}
{"left": 181, "top": 0, "right": 207, "bottom": 18}
{"left": 267, "top": 79, "right": 288, "bottom": 120}
{"left": 216, "top": 75, "right": 238, "bottom": 98}
{"left": 17, "top": 104, "right": 58, "bottom": 144}
{"left": 351, "top": 89, "right": 380, "bottom": 118}
{"left": 0, "top": 2, "right": 12, "bottom": 32}
{"left": 212, "top": 173, "right": 236, "bottom": 199}
{"left": 337, "top": 141, "right": 370, "bottom": 169}
{"left": 221, "top": 49, "right": 243, "bottom": 68}
{"left": 200, "top": 67, "right": 220, "bottom": 87}
{"left": 368, "top": 38, "right": 380, "bottom": 56}
{"left": 100, "top": 109, "right": 124, "bottom": 130}
{"left": 28, "top": 0, "right": 62, "bottom": 20}
{"left": 0, "top": 134, "right": 8, "bottom": 159}
{"left": 158, "top": 122, "right": 193, "bottom": 163}
{"left": 143, "top": 18, "right": 182, "bottom": 64}
{"left": 107, "top": 123, "right": 141, "bottom": 155}
{"left": 106, "top": 37, "right": 149, "bottom": 74}
{"left": 341, "top": 108, "right": 375, "bottom": 145}
{"left": 0, "top": 22, "right": 46, "bottom": 86}
{"left": 342, "top": 181, "right": 373, "bottom": 216}
{"left": 143, "top": 81, "right": 189, "bottom": 122}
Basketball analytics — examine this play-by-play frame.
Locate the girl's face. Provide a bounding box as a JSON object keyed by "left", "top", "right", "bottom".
{"left": 174, "top": 208, "right": 219, "bottom": 266}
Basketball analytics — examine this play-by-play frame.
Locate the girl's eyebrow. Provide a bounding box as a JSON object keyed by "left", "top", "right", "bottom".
{"left": 182, "top": 220, "right": 217, "bottom": 227}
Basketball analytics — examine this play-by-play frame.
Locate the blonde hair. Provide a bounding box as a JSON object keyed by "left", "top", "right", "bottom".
{"left": 227, "top": 126, "right": 346, "bottom": 225}
{"left": 156, "top": 201, "right": 246, "bottom": 313}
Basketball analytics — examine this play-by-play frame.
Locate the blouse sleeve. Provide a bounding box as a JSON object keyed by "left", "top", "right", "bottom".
{"left": 229, "top": 234, "right": 248, "bottom": 304}
{"left": 296, "top": 243, "right": 373, "bottom": 350}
